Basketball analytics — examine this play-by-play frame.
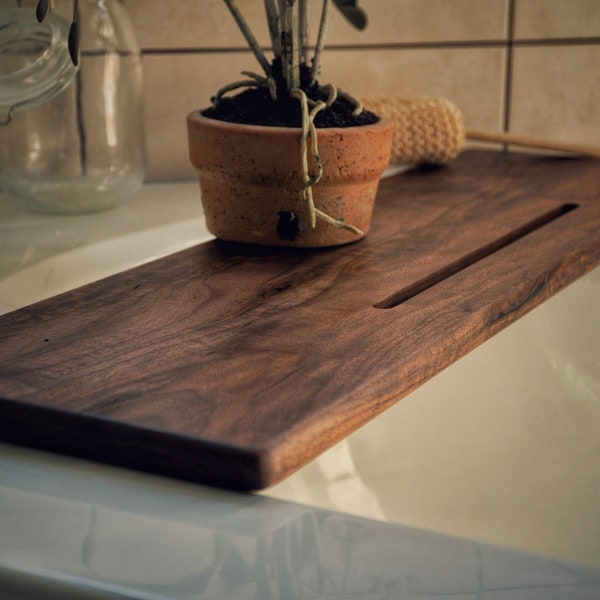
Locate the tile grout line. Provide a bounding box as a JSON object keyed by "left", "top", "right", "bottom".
{"left": 503, "top": 0, "right": 516, "bottom": 136}
{"left": 140, "top": 37, "right": 600, "bottom": 56}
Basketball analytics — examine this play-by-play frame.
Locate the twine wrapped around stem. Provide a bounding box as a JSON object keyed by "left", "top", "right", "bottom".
{"left": 291, "top": 86, "right": 364, "bottom": 236}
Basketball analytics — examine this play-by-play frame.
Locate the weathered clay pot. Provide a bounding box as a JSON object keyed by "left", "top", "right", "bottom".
{"left": 186, "top": 111, "right": 393, "bottom": 247}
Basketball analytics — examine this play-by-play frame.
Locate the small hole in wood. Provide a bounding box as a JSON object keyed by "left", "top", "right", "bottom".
{"left": 373, "top": 203, "right": 579, "bottom": 309}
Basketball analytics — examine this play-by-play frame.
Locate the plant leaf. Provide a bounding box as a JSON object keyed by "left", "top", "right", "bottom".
{"left": 332, "top": 0, "right": 367, "bottom": 30}
{"left": 36, "top": 0, "right": 50, "bottom": 23}
{"left": 223, "top": 0, "right": 272, "bottom": 79}
{"left": 68, "top": 20, "right": 80, "bottom": 66}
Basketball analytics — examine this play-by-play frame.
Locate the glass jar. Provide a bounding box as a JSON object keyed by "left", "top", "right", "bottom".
{"left": 0, "top": 0, "right": 146, "bottom": 213}
{"left": 0, "top": 5, "right": 77, "bottom": 120}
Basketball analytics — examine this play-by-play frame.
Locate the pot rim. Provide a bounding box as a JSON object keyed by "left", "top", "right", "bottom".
{"left": 187, "top": 109, "right": 392, "bottom": 137}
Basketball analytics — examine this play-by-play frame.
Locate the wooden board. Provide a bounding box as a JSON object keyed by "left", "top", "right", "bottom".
{"left": 1, "top": 150, "right": 599, "bottom": 490}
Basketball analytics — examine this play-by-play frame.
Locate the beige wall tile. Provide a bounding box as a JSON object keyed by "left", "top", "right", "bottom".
{"left": 128, "top": 0, "right": 270, "bottom": 49}
{"left": 326, "top": 0, "right": 509, "bottom": 44}
{"left": 514, "top": 0, "right": 600, "bottom": 39}
{"left": 315, "top": 47, "right": 505, "bottom": 131}
{"left": 129, "top": 0, "right": 508, "bottom": 50}
{"left": 143, "top": 52, "right": 257, "bottom": 181}
{"left": 510, "top": 45, "right": 600, "bottom": 146}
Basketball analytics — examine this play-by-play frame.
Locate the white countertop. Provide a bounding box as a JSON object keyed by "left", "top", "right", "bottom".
{"left": 1, "top": 181, "right": 599, "bottom": 598}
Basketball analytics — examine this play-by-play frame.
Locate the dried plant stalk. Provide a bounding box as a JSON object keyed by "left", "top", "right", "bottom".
{"left": 264, "top": 0, "right": 281, "bottom": 59}
{"left": 310, "top": 0, "right": 331, "bottom": 83}
{"left": 279, "top": 0, "right": 301, "bottom": 90}
{"left": 298, "top": 0, "right": 309, "bottom": 62}
{"left": 211, "top": 71, "right": 277, "bottom": 105}
{"left": 223, "top": 0, "right": 272, "bottom": 79}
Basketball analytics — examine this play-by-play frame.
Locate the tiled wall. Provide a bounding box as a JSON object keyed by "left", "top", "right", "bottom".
{"left": 127, "top": 0, "right": 600, "bottom": 181}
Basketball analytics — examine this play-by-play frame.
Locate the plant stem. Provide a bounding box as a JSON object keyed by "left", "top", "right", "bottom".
{"left": 298, "top": 0, "right": 309, "bottom": 63}
{"left": 223, "top": 0, "right": 272, "bottom": 79}
{"left": 263, "top": 0, "right": 281, "bottom": 59}
{"left": 279, "top": 0, "right": 300, "bottom": 91}
{"left": 310, "top": 0, "right": 331, "bottom": 84}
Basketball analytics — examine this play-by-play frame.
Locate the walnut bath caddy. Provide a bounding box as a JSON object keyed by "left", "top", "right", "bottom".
{"left": 1, "top": 151, "right": 598, "bottom": 490}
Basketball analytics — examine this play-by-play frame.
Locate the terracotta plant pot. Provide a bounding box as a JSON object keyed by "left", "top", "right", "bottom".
{"left": 187, "top": 111, "right": 393, "bottom": 247}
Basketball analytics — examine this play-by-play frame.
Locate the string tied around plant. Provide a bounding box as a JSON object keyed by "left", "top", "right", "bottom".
{"left": 291, "top": 84, "right": 364, "bottom": 235}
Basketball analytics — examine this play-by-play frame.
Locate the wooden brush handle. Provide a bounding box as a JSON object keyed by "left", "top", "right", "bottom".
{"left": 466, "top": 129, "right": 600, "bottom": 159}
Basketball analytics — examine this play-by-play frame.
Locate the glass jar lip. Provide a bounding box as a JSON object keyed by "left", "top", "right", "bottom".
{"left": 0, "top": 7, "right": 78, "bottom": 120}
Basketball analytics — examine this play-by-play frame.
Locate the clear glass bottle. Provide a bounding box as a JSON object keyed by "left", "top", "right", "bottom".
{"left": 0, "top": 0, "right": 145, "bottom": 213}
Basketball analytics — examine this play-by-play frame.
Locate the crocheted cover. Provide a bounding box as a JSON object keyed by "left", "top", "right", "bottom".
{"left": 363, "top": 97, "right": 466, "bottom": 165}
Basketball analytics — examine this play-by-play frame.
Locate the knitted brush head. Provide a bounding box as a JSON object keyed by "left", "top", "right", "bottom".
{"left": 363, "top": 97, "right": 466, "bottom": 165}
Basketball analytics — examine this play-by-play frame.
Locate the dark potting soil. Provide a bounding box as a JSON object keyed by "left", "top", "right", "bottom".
{"left": 202, "top": 85, "right": 379, "bottom": 128}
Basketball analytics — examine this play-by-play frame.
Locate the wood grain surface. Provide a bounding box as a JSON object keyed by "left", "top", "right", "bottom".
{"left": 1, "top": 150, "right": 599, "bottom": 490}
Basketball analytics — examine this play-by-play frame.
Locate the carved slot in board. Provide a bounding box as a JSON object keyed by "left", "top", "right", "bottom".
{"left": 373, "top": 203, "right": 579, "bottom": 309}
